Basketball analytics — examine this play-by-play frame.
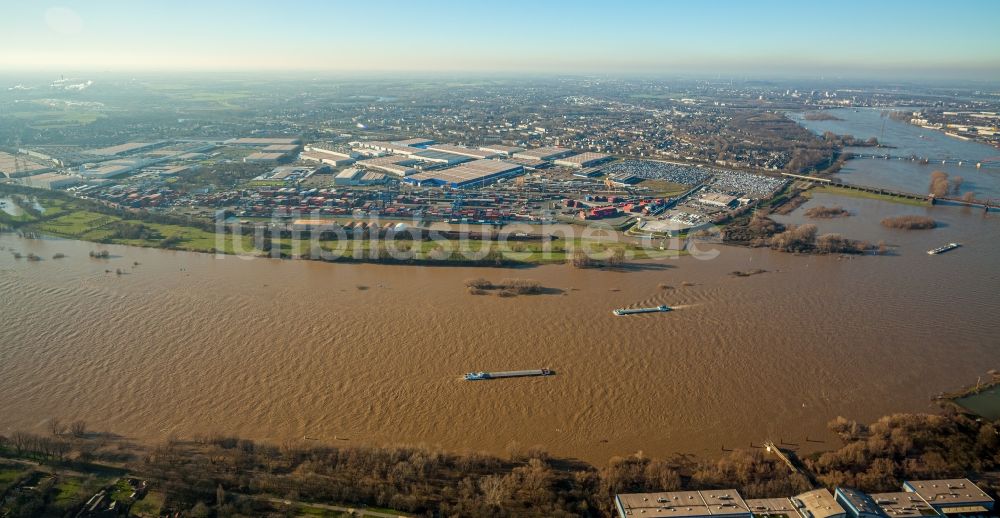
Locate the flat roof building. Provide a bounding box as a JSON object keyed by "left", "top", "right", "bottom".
{"left": 745, "top": 498, "right": 798, "bottom": 518}
{"left": 392, "top": 137, "right": 435, "bottom": 148}
{"left": 427, "top": 144, "right": 500, "bottom": 159}
{"left": 502, "top": 156, "right": 550, "bottom": 169}
{"left": 902, "top": 479, "right": 994, "bottom": 515}
{"left": 358, "top": 141, "right": 421, "bottom": 156}
{"left": 479, "top": 144, "right": 523, "bottom": 156}
{"left": 869, "top": 492, "right": 938, "bottom": 518}
{"left": 21, "top": 172, "right": 81, "bottom": 190}
{"left": 244, "top": 152, "right": 288, "bottom": 163}
{"left": 333, "top": 168, "right": 387, "bottom": 186}
{"left": 404, "top": 159, "right": 522, "bottom": 188}
{"left": 836, "top": 487, "right": 886, "bottom": 518}
{"left": 262, "top": 144, "right": 301, "bottom": 152}
{"left": 554, "top": 152, "right": 613, "bottom": 168}
{"left": 793, "top": 489, "right": 847, "bottom": 518}
{"left": 412, "top": 149, "right": 473, "bottom": 165}
{"left": 86, "top": 142, "right": 161, "bottom": 156}
{"left": 615, "top": 490, "right": 752, "bottom": 518}
{"left": 513, "top": 146, "right": 574, "bottom": 161}
{"left": 225, "top": 137, "right": 302, "bottom": 146}
{"left": 698, "top": 193, "right": 739, "bottom": 208}
{"left": 81, "top": 161, "right": 140, "bottom": 179}
{"left": 303, "top": 145, "right": 360, "bottom": 160}
{"left": 356, "top": 155, "right": 421, "bottom": 177}
{"left": 300, "top": 151, "right": 355, "bottom": 167}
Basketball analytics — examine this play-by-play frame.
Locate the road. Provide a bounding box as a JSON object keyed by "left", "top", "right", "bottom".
{"left": 265, "top": 497, "right": 409, "bottom": 517}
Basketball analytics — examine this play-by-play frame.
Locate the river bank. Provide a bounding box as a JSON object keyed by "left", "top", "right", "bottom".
{"left": 0, "top": 184, "right": 680, "bottom": 267}
{"left": 1, "top": 407, "right": 997, "bottom": 517}
{"left": 2, "top": 189, "right": 997, "bottom": 464}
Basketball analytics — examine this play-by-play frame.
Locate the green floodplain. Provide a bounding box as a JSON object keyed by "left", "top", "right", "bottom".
{"left": 0, "top": 186, "right": 682, "bottom": 266}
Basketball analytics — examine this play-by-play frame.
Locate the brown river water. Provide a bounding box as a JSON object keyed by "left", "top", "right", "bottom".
{"left": 1, "top": 199, "right": 998, "bottom": 464}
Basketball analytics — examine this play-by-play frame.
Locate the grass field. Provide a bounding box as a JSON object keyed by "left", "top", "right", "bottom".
{"left": 53, "top": 477, "right": 88, "bottom": 507}
{"left": 28, "top": 211, "right": 681, "bottom": 264}
{"left": 34, "top": 210, "right": 119, "bottom": 238}
{"left": 15, "top": 190, "right": 679, "bottom": 264}
{"left": 130, "top": 491, "right": 165, "bottom": 517}
{"left": 6, "top": 108, "right": 105, "bottom": 129}
{"left": 639, "top": 179, "right": 692, "bottom": 197}
{"left": 0, "top": 464, "right": 27, "bottom": 486}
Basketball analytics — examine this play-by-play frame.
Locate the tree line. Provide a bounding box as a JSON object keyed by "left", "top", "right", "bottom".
{"left": 2, "top": 409, "right": 996, "bottom": 517}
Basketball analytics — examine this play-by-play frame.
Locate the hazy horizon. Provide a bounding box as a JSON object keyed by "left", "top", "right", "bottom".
{"left": 4, "top": 0, "right": 1000, "bottom": 80}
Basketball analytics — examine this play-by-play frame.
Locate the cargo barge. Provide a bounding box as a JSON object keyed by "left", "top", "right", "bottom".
{"left": 927, "top": 243, "right": 960, "bottom": 255}
{"left": 464, "top": 368, "right": 553, "bottom": 381}
{"left": 613, "top": 305, "right": 671, "bottom": 316}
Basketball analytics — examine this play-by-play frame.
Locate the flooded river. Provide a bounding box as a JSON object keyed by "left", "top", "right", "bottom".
{"left": 1, "top": 197, "right": 998, "bottom": 462}
{"left": 789, "top": 108, "right": 1000, "bottom": 199}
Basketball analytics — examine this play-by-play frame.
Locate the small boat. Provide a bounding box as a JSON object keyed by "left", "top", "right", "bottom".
{"left": 613, "top": 305, "right": 671, "bottom": 316}
{"left": 927, "top": 243, "right": 960, "bottom": 255}
{"left": 464, "top": 368, "right": 553, "bottom": 381}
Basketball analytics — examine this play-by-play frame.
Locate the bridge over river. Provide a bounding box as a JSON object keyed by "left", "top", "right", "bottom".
{"left": 845, "top": 152, "right": 1000, "bottom": 169}
{"left": 781, "top": 173, "right": 1000, "bottom": 212}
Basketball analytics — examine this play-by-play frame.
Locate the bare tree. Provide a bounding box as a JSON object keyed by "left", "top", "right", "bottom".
{"left": 10, "top": 431, "right": 32, "bottom": 454}
{"left": 52, "top": 439, "right": 71, "bottom": 461}
{"left": 49, "top": 418, "right": 64, "bottom": 437}
{"left": 479, "top": 474, "right": 510, "bottom": 507}
{"left": 929, "top": 171, "right": 950, "bottom": 197}
{"left": 70, "top": 420, "right": 87, "bottom": 438}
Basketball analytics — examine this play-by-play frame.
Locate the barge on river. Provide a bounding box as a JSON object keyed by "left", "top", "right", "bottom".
{"left": 927, "top": 243, "right": 961, "bottom": 255}
{"left": 464, "top": 369, "right": 553, "bottom": 381}
{"left": 613, "top": 305, "right": 671, "bottom": 316}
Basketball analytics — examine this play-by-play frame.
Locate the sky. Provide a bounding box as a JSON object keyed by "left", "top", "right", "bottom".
{"left": 2, "top": 0, "right": 999, "bottom": 79}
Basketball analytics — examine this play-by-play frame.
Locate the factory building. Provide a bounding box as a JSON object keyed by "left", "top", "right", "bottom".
{"left": 300, "top": 150, "right": 355, "bottom": 167}
{"left": 403, "top": 159, "right": 522, "bottom": 188}
{"left": 21, "top": 173, "right": 82, "bottom": 190}
{"left": 392, "top": 137, "right": 435, "bottom": 148}
{"left": 835, "top": 488, "right": 885, "bottom": 518}
{"left": 616, "top": 481, "right": 991, "bottom": 518}
{"left": 225, "top": 137, "right": 302, "bottom": 147}
{"left": 243, "top": 152, "right": 289, "bottom": 163}
{"left": 512, "top": 146, "right": 574, "bottom": 161}
{"left": 81, "top": 161, "right": 140, "bottom": 179}
{"left": 411, "top": 149, "right": 473, "bottom": 166}
{"left": 698, "top": 193, "right": 739, "bottom": 208}
{"left": 356, "top": 155, "right": 421, "bottom": 177}
{"left": 554, "top": 152, "right": 613, "bottom": 168}
{"left": 303, "top": 145, "right": 360, "bottom": 160}
{"left": 478, "top": 144, "right": 523, "bottom": 157}
{"left": 333, "top": 168, "right": 388, "bottom": 186}
{"left": 869, "top": 492, "right": 936, "bottom": 518}
{"left": 791, "top": 489, "right": 847, "bottom": 518}
{"left": 357, "top": 141, "right": 421, "bottom": 156}
{"left": 85, "top": 142, "right": 164, "bottom": 157}
{"left": 427, "top": 144, "right": 501, "bottom": 159}
{"left": 261, "top": 144, "right": 301, "bottom": 153}
{"left": 902, "top": 479, "right": 994, "bottom": 515}
{"left": 615, "top": 490, "right": 752, "bottom": 518}
{"left": 745, "top": 498, "right": 799, "bottom": 518}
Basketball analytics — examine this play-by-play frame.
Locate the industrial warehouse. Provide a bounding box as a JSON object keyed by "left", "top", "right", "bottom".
{"left": 614, "top": 479, "right": 994, "bottom": 518}
{"left": 404, "top": 159, "right": 523, "bottom": 188}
